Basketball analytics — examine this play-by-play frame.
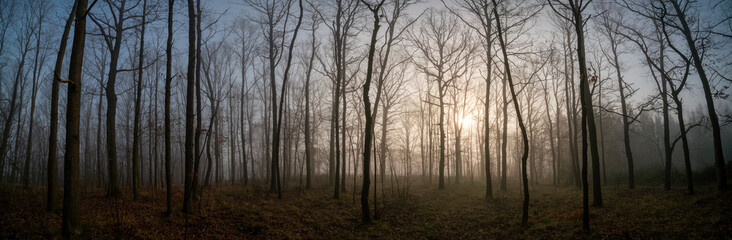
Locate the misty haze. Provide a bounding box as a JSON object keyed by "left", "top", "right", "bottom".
{"left": 0, "top": 0, "right": 731, "bottom": 239}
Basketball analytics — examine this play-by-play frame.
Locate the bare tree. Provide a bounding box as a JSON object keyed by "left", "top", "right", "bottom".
{"left": 183, "top": 0, "right": 197, "bottom": 213}
{"left": 62, "top": 0, "right": 90, "bottom": 236}
{"left": 594, "top": 4, "right": 643, "bottom": 189}
{"left": 0, "top": 1, "right": 37, "bottom": 182}
{"left": 164, "top": 0, "right": 174, "bottom": 215}
{"left": 666, "top": 0, "right": 727, "bottom": 191}
{"left": 245, "top": 0, "right": 296, "bottom": 198}
{"left": 302, "top": 8, "right": 320, "bottom": 189}
{"left": 492, "top": 0, "right": 530, "bottom": 225}
{"left": 447, "top": 0, "right": 496, "bottom": 199}
{"left": 234, "top": 18, "right": 258, "bottom": 186}
{"left": 47, "top": 0, "right": 78, "bottom": 212}
{"left": 359, "top": 0, "right": 387, "bottom": 224}
{"left": 132, "top": 0, "right": 151, "bottom": 201}
{"left": 409, "top": 9, "right": 474, "bottom": 190}
{"left": 549, "top": 0, "right": 603, "bottom": 231}
{"left": 89, "top": 0, "right": 146, "bottom": 198}
{"left": 22, "top": 0, "right": 50, "bottom": 189}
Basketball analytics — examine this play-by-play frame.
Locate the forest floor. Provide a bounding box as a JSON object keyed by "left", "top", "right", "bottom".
{"left": 0, "top": 181, "right": 730, "bottom": 239}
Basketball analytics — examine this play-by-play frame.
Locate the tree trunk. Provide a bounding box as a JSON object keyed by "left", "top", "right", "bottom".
{"left": 492, "top": 0, "right": 529, "bottom": 224}
{"left": 670, "top": 0, "right": 727, "bottom": 191}
{"left": 609, "top": 39, "right": 634, "bottom": 189}
{"left": 673, "top": 97, "right": 693, "bottom": 195}
{"left": 24, "top": 12, "right": 44, "bottom": 189}
{"left": 484, "top": 44, "right": 493, "bottom": 199}
{"left": 360, "top": 0, "right": 385, "bottom": 223}
{"left": 132, "top": 0, "right": 147, "bottom": 201}
{"left": 341, "top": 83, "right": 347, "bottom": 192}
{"left": 47, "top": 0, "right": 77, "bottom": 212}
{"left": 183, "top": 0, "right": 197, "bottom": 214}
{"left": 660, "top": 45, "right": 672, "bottom": 191}
{"left": 573, "top": 8, "right": 602, "bottom": 207}
{"left": 500, "top": 68, "right": 508, "bottom": 191}
{"left": 304, "top": 25, "right": 316, "bottom": 189}
{"left": 165, "top": 0, "right": 174, "bottom": 216}
{"left": 62, "top": 0, "right": 87, "bottom": 236}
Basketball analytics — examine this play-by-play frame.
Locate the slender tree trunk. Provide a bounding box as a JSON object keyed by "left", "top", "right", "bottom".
{"left": 660, "top": 45, "right": 672, "bottom": 191}
{"left": 230, "top": 94, "right": 237, "bottom": 184}
{"left": 609, "top": 40, "right": 635, "bottom": 189}
{"left": 341, "top": 84, "right": 347, "bottom": 192}
{"left": 239, "top": 34, "right": 249, "bottom": 186}
{"left": 0, "top": 32, "right": 29, "bottom": 182}
{"left": 438, "top": 85, "right": 446, "bottom": 190}
{"left": 492, "top": 0, "right": 529, "bottom": 224}
{"left": 25, "top": 14, "right": 44, "bottom": 189}
{"left": 360, "top": 0, "right": 385, "bottom": 223}
{"left": 544, "top": 83, "right": 557, "bottom": 187}
{"left": 132, "top": 0, "right": 147, "bottom": 201}
{"left": 670, "top": 0, "right": 727, "bottom": 191}
{"left": 304, "top": 27, "right": 316, "bottom": 189}
{"left": 273, "top": 0, "right": 303, "bottom": 199}
{"left": 572, "top": 8, "right": 602, "bottom": 207}
{"left": 97, "top": 86, "right": 104, "bottom": 188}
{"left": 484, "top": 46, "right": 493, "bottom": 200}
{"left": 673, "top": 97, "right": 693, "bottom": 195}
{"left": 164, "top": 0, "right": 174, "bottom": 215}
{"left": 500, "top": 69, "right": 508, "bottom": 191}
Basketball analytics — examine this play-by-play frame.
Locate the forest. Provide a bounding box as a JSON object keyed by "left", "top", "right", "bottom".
{"left": 0, "top": 0, "right": 731, "bottom": 238}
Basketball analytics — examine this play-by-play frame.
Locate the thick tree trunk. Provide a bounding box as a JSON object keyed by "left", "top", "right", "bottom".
{"left": 191, "top": 0, "right": 204, "bottom": 201}
{"left": 47, "top": 0, "right": 77, "bottom": 212}
{"left": 62, "top": 0, "right": 87, "bottom": 236}
{"left": 103, "top": 0, "right": 130, "bottom": 198}
{"left": 183, "top": 0, "right": 197, "bottom": 214}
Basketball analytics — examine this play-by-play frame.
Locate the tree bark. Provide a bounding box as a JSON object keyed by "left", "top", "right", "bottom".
{"left": 669, "top": 0, "right": 727, "bottom": 191}
{"left": 132, "top": 0, "right": 148, "bottom": 201}
{"left": 492, "top": 0, "right": 529, "bottom": 225}
{"left": 47, "top": 0, "right": 77, "bottom": 212}
{"left": 183, "top": 0, "right": 197, "bottom": 214}
{"left": 62, "top": 0, "right": 87, "bottom": 236}
{"left": 164, "top": 0, "right": 174, "bottom": 215}
{"left": 359, "top": 0, "right": 386, "bottom": 223}
{"left": 24, "top": 9, "right": 44, "bottom": 189}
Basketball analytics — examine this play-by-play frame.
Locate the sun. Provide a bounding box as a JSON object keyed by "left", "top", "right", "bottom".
{"left": 461, "top": 115, "right": 473, "bottom": 127}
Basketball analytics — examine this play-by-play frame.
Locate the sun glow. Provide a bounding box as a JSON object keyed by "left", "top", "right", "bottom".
{"left": 461, "top": 115, "right": 473, "bottom": 127}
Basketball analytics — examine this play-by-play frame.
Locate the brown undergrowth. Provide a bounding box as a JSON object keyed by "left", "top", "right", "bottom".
{"left": 0, "top": 182, "right": 729, "bottom": 239}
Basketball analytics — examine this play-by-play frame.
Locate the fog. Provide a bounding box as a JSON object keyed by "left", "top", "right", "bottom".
{"left": 0, "top": 0, "right": 730, "bottom": 238}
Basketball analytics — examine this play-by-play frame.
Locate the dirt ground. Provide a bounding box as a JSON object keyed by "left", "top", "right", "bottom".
{"left": 1, "top": 182, "right": 730, "bottom": 239}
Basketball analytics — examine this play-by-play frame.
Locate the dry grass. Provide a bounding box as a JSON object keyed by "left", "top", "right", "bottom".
{"left": 0, "top": 182, "right": 730, "bottom": 239}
